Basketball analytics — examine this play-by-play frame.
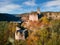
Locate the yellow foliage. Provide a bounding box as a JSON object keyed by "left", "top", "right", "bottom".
{"left": 8, "top": 22, "right": 18, "bottom": 33}
{"left": 39, "top": 16, "right": 49, "bottom": 25}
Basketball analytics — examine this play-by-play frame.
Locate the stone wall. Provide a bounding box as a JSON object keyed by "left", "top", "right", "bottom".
{"left": 42, "top": 12, "right": 60, "bottom": 20}
{"left": 19, "top": 12, "right": 60, "bottom": 21}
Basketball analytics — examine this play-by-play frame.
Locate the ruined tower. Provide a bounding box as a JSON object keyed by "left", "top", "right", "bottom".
{"left": 37, "top": 7, "right": 40, "bottom": 14}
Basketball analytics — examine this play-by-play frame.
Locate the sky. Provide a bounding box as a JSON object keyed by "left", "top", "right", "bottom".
{"left": 0, "top": 0, "right": 60, "bottom": 14}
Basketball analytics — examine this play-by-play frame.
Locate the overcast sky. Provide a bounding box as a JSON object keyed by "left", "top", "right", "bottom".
{"left": 0, "top": 0, "right": 60, "bottom": 14}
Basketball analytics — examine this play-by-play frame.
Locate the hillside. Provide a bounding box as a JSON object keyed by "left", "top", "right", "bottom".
{"left": 0, "top": 13, "right": 21, "bottom": 21}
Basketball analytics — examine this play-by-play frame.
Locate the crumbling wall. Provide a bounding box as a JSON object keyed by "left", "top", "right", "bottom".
{"left": 42, "top": 12, "right": 60, "bottom": 20}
